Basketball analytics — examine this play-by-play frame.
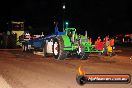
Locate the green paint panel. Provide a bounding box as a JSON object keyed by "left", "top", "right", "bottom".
{"left": 62, "top": 35, "right": 71, "bottom": 47}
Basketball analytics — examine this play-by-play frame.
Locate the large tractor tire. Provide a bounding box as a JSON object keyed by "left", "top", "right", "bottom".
{"left": 53, "top": 36, "right": 66, "bottom": 60}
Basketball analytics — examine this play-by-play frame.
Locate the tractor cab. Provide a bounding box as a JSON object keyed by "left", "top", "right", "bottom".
{"left": 65, "top": 28, "right": 77, "bottom": 43}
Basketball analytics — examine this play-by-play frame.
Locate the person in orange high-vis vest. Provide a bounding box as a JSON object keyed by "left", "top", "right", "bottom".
{"left": 110, "top": 38, "right": 115, "bottom": 49}
{"left": 95, "top": 36, "right": 101, "bottom": 45}
{"left": 95, "top": 36, "right": 104, "bottom": 51}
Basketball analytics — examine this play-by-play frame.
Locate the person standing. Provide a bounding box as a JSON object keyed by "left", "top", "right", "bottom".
{"left": 110, "top": 37, "right": 115, "bottom": 49}
{"left": 103, "top": 35, "right": 110, "bottom": 55}
{"left": 95, "top": 36, "right": 101, "bottom": 45}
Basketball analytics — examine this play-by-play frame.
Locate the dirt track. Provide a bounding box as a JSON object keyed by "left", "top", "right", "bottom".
{"left": 0, "top": 47, "right": 132, "bottom": 88}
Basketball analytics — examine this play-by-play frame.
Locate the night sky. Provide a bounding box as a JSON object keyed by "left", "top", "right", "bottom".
{"left": 0, "top": 0, "right": 132, "bottom": 36}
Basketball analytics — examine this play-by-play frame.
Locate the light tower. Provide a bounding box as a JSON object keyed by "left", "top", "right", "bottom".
{"left": 62, "top": 3, "right": 66, "bottom": 32}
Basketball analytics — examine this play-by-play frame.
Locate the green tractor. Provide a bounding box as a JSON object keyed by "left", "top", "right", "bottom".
{"left": 52, "top": 28, "right": 104, "bottom": 60}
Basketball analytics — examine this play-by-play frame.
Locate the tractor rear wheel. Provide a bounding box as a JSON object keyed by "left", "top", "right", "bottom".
{"left": 77, "top": 46, "right": 88, "bottom": 60}
{"left": 53, "top": 36, "right": 66, "bottom": 60}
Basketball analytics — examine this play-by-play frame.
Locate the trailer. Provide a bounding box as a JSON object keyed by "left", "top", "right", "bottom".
{"left": 21, "top": 26, "right": 65, "bottom": 57}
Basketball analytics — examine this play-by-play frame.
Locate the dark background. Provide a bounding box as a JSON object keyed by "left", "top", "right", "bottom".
{"left": 0, "top": 0, "right": 132, "bottom": 36}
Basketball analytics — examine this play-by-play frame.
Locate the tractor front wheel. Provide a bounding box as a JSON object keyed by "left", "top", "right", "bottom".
{"left": 77, "top": 46, "right": 88, "bottom": 60}
{"left": 78, "top": 52, "right": 88, "bottom": 60}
